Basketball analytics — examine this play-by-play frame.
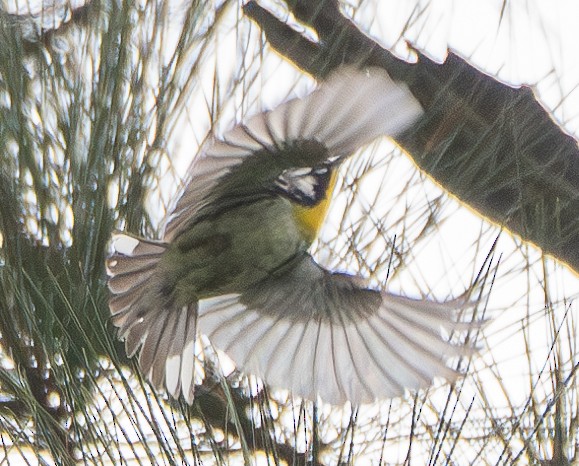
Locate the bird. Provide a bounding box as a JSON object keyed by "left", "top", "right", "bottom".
{"left": 106, "top": 66, "right": 476, "bottom": 406}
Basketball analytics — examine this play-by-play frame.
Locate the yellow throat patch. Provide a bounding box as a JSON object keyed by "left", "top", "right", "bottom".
{"left": 292, "top": 169, "right": 338, "bottom": 243}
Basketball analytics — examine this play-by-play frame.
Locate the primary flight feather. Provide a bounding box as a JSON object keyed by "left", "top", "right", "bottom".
{"left": 107, "top": 66, "right": 476, "bottom": 405}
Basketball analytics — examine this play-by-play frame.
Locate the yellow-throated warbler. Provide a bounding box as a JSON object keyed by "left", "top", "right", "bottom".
{"left": 107, "top": 67, "right": 475, "bottom": 405}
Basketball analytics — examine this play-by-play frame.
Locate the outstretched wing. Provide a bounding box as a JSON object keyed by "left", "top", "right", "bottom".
{"left": 197, "top": 253, "right": 476, "bottom": 406}
{"left": 163, "top": 66, "right": 423, "bottom": 241}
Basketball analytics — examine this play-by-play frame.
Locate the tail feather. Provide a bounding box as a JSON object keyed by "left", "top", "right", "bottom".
{"left": 107, "top": 233, "right": 199, "bottom": 402}
{"left": 111, "top": 233, "right": 167, "bottom": 256}
{"left": 109, "top": 285, "right": 145, "bottom": 317}
{"left": 165, "top": 307, "right": 196, "bottom": 399}
{"left": 107, "top": 254, "right": 161, "bottom": 275}
{"left": 107, "top": 268, "right": 156, "bottom": 295}
{"left": 139, "top": 310, "right": 178, "bottom": 386}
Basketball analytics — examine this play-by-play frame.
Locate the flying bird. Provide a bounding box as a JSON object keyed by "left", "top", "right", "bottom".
{"left": 107, "top": 66, "right": 476, "bottom": 405}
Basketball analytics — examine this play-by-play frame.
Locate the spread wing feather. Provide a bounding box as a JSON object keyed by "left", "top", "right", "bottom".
{"left": 163, "top": 67, "right": 423, "bottom": 240}
{"left": 197, "top": 254, "right": 477, "bottom": 405}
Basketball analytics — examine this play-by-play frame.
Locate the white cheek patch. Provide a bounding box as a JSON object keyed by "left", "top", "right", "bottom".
{"left": 276, "top": 167, "right": 329, "bottom": 205}
{"left": 293, "top": 175, "right": 317, "bottom": 198}
{"left": 286, "top": 167, "right": 312, "bottom": 177}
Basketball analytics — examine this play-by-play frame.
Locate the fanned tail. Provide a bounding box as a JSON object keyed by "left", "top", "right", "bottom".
{"left": 106, "top": 233, "right": 199, "bottom": 403}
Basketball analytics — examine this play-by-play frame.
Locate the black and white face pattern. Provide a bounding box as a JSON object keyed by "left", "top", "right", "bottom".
{"left": 274, "top": 165, "right": 334, "bottom": 207}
